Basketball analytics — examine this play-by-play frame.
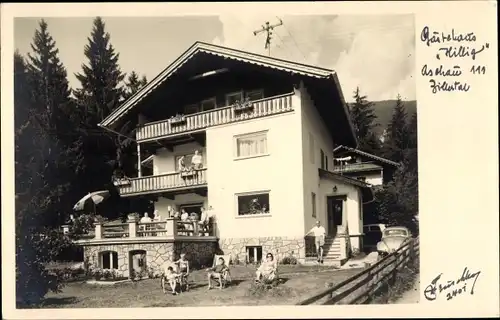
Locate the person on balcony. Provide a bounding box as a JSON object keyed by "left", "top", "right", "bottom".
{"left": 198, "top": 207, "right": 209, "bottom": 236}
{"left": 178, "top": 156, "right": 187, "bottom": 172}
{"left": 153, "top": 210, "right": 161, "bottom": 221}
{"left": 191, "top": 150, "right": 203, "bottom": 170}
{"left": 140, "top": 212, "right": 152, "bottom": 236}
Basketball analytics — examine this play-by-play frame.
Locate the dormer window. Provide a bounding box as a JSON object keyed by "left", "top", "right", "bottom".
{"left": 246, "top": 89, "right": 264, "bottom": 101}
{"left": 201, "top": 98, "right": 216, "bottom": 111}
{"left": 184, "top": 104, "right": 199, "bottom": 115}
{"left": 226, "top": 91, "right": 244, "bottom": 106}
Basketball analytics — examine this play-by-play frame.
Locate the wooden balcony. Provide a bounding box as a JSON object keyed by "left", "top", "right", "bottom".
{"left": 333, "top": 162, "right": 382, "bottom": 173}
{"left": 114, "top": 168, "right": 207, "bottom": 197}
{"left": 136, "top": 93, "right": 294, "bottom": 142}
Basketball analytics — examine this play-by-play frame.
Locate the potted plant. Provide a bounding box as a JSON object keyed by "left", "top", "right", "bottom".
{"left": 234, "top": 97, "right": 254, "bottom": 112}
{"left": 127, "top": 212, "right": 139, "bottom": 221}
{"left": 170, "top": 113, "right": 187, "bottom": 125}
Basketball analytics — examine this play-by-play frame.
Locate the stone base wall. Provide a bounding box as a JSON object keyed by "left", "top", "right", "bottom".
{"left": 218, "top": 237, "right": 306, "bottom": 264}
{"left": 83, "top": 240, "right": 217, "bottom": 278}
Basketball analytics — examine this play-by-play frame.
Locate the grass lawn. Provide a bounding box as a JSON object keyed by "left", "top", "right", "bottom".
{"left": 40, "top": 265, "right": 364, "bottom": 308}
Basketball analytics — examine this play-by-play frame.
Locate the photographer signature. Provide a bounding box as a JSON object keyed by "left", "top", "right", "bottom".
{"left": 424, "top": 267, "right": 481, "bottom": 301}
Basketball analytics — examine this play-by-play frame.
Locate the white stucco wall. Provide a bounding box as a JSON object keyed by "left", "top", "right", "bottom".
{"left": 299, "top": 84, "right": 336, "bottom": 233}
{"left": 318, "top": 177, "right": 363, "bottom": 251}
{"left": 205, "top": 91, "right": 304, "bottom": 239}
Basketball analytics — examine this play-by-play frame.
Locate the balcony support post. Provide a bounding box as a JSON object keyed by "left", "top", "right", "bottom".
{"left": 137, "top": 143, "right": 142, "bottom": 178}
{"left": 165, "top": 218, "right": 178, "bottom": 237}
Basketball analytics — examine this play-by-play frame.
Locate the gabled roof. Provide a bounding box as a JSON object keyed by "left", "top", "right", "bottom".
{"left": 98, "top": 42, "right": 357, "bottom": 146}
{"left": 318, "top": 168, "right": 374, "bottom": 203}
{"left": 333, "top": 145, "right": 400, "bottom": 167}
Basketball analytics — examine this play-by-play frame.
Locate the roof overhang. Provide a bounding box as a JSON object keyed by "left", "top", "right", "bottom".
{"left": 99, "top": 41, "right": 357, "bottom": 147}
{"left": 318, "top": 168, "right": 374, "bottom": 203}
{"left": 333, "top": 145, "right": 400, "bottom": 167}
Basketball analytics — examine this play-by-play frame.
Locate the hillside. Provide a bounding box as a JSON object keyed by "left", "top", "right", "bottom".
{"left": 347, "top": 100, "right": 417, "bottom": 136}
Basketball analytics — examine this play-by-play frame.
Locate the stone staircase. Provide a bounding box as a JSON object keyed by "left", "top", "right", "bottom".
{"left": 304, "top": 236, "right": 348, "bottom": 267}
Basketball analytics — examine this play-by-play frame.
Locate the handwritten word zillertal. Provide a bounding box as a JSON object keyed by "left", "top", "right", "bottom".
{"left": 424, "top": 267, "right": 481, "bottom": 301}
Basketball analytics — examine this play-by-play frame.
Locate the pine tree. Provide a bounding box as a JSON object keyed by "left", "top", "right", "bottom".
{"left": 407, "top": 111, "right": 418, "bottom": 150}
{"left": 383, "top": 94, "right": 410, "bottom": 163}
{"left": 123, "top": 71, "right": 148, "bottom": 100}
{"left": 349, "top": 87, "right": 380, "bottom": 154}
{"left": 14, "top": 21, "right": 76, "bottom": 306}
{"left": 73, "top": 17, "right": 131, "bottom": 202}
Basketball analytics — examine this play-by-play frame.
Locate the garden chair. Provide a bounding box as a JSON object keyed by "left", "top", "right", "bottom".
{"left": 160, "top": 262, "right": 189, "bottom": 294}
{"left": 208, "top": 254, "right": 232, "bottom": 288}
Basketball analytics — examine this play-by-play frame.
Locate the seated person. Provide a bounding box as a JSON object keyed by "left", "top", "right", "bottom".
{"left": 174, "top": 253, "right": 190, "bottom": 290}
{"left": 255, "top": 253, "right": 278, "bottom": 284}
{"left": 206, "top": 257, "right": 228, "bottom": 290}
{"left": 163, "top": 266, "right": 180, "bottom": 295}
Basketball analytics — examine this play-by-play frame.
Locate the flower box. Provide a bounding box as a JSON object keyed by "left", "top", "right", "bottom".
{"left": 234, "top": 99, "right": 254, "bottom": 112}
{"left": 170, "top": 114, "right": 187, "bottom": 125}
{"left": 113, "top": 178, "right": 131, "bottom": 187}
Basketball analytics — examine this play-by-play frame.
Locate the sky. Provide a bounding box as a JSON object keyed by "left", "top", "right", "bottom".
{"left": 14, "top": 14, "right": 415, "bottom": 102}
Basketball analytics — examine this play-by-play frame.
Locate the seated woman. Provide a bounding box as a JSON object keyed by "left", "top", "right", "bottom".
{"left": 255, "top": 253, "right": 278, "bottom": 284}
{"left": 162, "top": 266, "right": 180, "bottom": 295}
{"left": 207, "top": 257, "right": 228, "bottom": 290}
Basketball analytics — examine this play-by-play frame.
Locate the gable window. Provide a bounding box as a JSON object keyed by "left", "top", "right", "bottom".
{"left": 246, "top": 89, "right": 264, "bottom": 101}
{"left": 311, "top": 192, "right": 317, "bottom": 218}
{"left": 320, "top": 149, "right": 325, "bottom": 170}
{"left": 235, "top": 131, "right": 268, "bottom": 159}
{"left": 201, "top": 98, "right": 217, "bottom": 111}
{"left": 184, "top": 104, "right": 199, "bottom": 115}
{"left": 309, "top": 133, "right": 315, "bottom": 164}
{"left": 237, "top": 192, "right": 270, "bottom": 216}
{"left": 226, "top": 91, "right": 244, "bottom": 106}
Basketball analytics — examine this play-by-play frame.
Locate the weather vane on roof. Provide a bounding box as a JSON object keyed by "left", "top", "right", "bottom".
{"left": 253, "top": 17, "right": 283, "bottom": 56}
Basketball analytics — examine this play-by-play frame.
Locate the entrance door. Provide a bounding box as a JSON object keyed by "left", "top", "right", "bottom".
{"left": 326, "top": 196, "right": 344, "bottom": 236}
{"left": 129, "top": 250, "right": 147, "bottom": 279}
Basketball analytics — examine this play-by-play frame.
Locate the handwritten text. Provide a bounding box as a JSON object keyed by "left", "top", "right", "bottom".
{"left": 424, "top": 267, "right": 481, "bottom": 301}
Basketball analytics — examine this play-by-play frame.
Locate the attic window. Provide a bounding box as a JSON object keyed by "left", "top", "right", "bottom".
{"left": 201, "top": 98, "right": 216, "bottom": 111}
{"left": 184, "top": 104, "right": 199, "bottom": 115}
{"left": 226, "top": 91, "right": 243, "bottom": 106}
{"left": 246, "top": 90, "right": 264, "bottom": 101}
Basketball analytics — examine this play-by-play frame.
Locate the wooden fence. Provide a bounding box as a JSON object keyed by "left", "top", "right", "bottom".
{"left": 297, "top": 237, "right": 420, "bottom": 305}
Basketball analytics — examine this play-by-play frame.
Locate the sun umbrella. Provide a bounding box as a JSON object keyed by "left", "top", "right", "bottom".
{"left": 73, "top": 190, "right": 110, "bottom": 212}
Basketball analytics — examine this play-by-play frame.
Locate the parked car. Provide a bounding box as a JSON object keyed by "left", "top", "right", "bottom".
{"left": 363, "top": 223, "right": 386, "bottom": 252}
{"left": 376, "top": 226, "right": 412, "bottom": 258}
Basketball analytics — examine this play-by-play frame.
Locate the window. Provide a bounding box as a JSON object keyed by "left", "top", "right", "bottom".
{"left": 320, "top": 149, "right": 325, "bottom": 169}
{"left": 309, "top": 133, "right": 315, "bottom": 164}
{"left": 246, "top": 246, "right": 263, "bottom": 263}
{"left": 99, "top": 251, "right": 118, "bottom": 269}
{"left": 311, "top": 192, "right": 317, "bottom": 218}
{"left": 235, "top": 131, "right": 268, "bottom": 158}
{"left": 237, "top": 192, "right": 270, "bottom": 216}
{"left": 201, "top": 98, "right": 216, "bottom": 111}
{"left": 184, "top": 104, "right": 199, "bottom": 115}
{"left": 226, "top": 91, "right": 244, "bottom": 106}
{"left": 246, "top": 89, "right": 264, "bottom": 101}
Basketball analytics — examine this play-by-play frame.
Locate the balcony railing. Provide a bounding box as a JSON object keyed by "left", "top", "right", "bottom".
{"left": 136, "top": 93, "right": 294, "bottom": 142}
{"left": 70, "top": 217, "right": 216, "bottom": 243}
{"left": 333, "top": 161, "right": 381, "bottom": 173}
{"left": 114, "top": 168, "right": 207, "bottom": 196}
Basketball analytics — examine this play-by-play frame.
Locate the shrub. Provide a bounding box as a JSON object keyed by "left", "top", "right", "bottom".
{"left": 281, "top": 256, "right": 298, "bottom": 265}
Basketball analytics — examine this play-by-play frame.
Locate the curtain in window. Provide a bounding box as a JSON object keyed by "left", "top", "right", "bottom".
{"left": 237, "top": 134, "right": 267, "bottom": 157}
